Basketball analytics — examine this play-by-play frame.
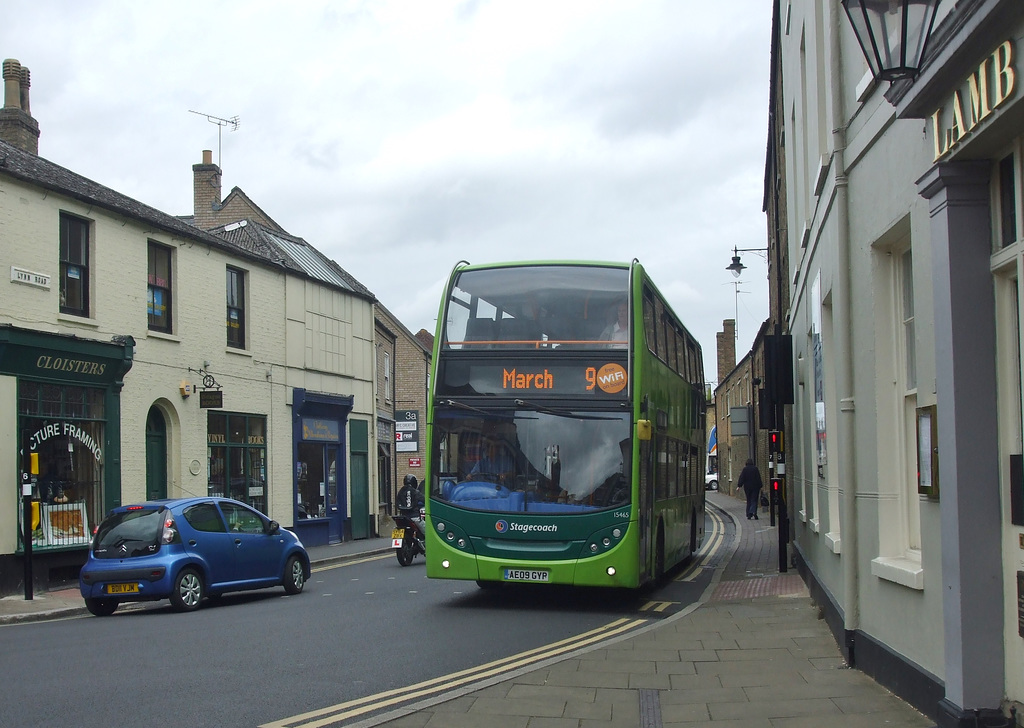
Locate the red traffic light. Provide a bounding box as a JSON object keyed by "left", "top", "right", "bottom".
{"left": 771, "top": 477, "right": 781, "bottom": 491}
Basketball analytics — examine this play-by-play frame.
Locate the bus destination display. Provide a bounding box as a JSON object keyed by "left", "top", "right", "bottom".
{"left": 437, "top": 360, "right": 628, "bottom": 397}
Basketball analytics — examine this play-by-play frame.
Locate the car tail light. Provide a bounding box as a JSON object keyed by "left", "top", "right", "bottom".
{"left": 161, "top": 514, "right": 177, "bottom": 544}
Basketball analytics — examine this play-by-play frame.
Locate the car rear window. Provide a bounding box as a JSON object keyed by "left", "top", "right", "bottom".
{"left": 92, "top": 508, "right": 164, "bottom": 558}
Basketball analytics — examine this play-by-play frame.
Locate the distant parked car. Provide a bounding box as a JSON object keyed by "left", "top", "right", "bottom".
{"left": 705, "top": 472, "right": 718, "bottom": 491}
{"left": 79, "top": 497, "right": 309, "bottom": 616}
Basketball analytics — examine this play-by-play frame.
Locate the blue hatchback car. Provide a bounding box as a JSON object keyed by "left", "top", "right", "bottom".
{"left": 79, "top": 497, "right": 310, "bottom": 616}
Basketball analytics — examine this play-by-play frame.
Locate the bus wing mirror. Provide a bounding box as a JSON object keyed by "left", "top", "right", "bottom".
{"left": 637, "top": 420, "right": 652, "bottom": 441}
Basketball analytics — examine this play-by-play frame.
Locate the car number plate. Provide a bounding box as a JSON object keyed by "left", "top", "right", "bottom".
{"left": 504, "top": 569, "right": 549, "bottom": 583}
{"left": 106, "top": 582, "right": 139, "bottom": 594}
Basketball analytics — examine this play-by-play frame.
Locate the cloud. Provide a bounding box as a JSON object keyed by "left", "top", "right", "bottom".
{"left": 2, "top": 0, "right": 773, "bottom": 383}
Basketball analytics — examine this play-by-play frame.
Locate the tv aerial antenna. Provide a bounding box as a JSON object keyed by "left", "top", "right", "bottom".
{"left": 723, "top": 280, "right": 748, "bottom": 340}
{"left": 188, "top": 110, "right": 240, "bottom": 167}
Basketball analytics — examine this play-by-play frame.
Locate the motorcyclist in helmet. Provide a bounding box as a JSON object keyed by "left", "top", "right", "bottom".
{"left": 397, "top": 474, "right": 423, "bottom": 514}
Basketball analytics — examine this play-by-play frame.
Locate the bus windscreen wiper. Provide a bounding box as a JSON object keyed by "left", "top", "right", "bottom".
{"left": 513, "top": 398, "right": 619, "bottom": 420}
{"left": 440, "top": 398, "right": 490, "bottom": 415}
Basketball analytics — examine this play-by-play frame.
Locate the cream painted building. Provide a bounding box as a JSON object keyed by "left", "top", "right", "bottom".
{"left": 0, "top": 59, "right": 377, "bottom": 596}
{"left": 776, "top": 2, "right": 1024, "bottom": 725}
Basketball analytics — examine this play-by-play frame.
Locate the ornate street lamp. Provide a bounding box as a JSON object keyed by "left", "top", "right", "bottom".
{"left": 726, "top": 246, "right": 768, "bottom": 278}
{"left": 841, "top": 0, "right": 941, "bottom": 82}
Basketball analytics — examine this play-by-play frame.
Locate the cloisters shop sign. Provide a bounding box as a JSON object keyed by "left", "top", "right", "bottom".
{"left": 0, "top": 327, "right": 134, "bottom": 385}
{"left": 931, "top": 40, "right": 1017, "bottom": 161}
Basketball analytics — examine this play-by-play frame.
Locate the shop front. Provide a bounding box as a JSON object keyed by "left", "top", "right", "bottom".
{"left": 0, "top": 325, "right": 134, "bottom": 596}
{"left": 291, "top": 389, "right": 353, "bottom": 546}
{"left": 207, "top": 411, "right": 268, "bottom": 514}
{"left": 896, "top": 14, "right": 1024, "bottom": 724}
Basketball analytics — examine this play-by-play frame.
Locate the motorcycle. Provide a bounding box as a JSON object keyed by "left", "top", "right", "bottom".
{"left": 392, "top": 505, "right": 426, "bottom": 566}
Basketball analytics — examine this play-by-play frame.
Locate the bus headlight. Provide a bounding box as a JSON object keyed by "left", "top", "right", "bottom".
{"left": 436, "top": 522, "right": 446, "bottom": 532}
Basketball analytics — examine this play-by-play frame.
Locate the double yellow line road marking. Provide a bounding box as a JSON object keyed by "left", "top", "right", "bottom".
{"left": 274, "top": 508, "right": 727, "bottom": 727}
{"left": 261, "top": 616, "right": 647, "bottom": 728}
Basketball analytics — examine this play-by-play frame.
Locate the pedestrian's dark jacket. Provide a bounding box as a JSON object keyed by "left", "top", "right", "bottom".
{"left": 737, "top": 463, "right": 763, "bottom": 493}
{"left": 397, "top": 484, "right": 423, "bottom": 513}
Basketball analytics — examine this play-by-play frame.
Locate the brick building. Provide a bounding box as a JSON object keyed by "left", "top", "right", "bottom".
{"left": 373, "top": 305, "right": 431, "bottom": 527}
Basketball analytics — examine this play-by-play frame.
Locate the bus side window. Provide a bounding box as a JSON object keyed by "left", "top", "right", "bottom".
{"left": 643, "top": 293, "right": 656, "bottom": 352}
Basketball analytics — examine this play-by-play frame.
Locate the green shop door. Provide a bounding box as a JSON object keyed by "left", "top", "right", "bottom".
{"left": 145, "top": 407, "right": 167, "bottom": 500}
{"left": 350, "top": 420, "right": 370, "bottom": 539}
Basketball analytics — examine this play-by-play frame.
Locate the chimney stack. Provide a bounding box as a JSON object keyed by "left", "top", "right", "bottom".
{"left": 192, "top": 149, "right": 223, "bottom": 230}
{"left": 716, "top": 319, "right": 736, "bottom": 387}
{"left": 0, "top": 59, "right": 40, "bottom": 155}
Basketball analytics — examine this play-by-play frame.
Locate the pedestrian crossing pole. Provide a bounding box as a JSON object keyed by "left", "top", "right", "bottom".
{"left": 768, "top": 427, "right": 788, "bottom": 572}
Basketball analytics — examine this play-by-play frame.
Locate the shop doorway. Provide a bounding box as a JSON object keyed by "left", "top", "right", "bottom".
{"left": 297, "top": 442, "right": 342, "bottom": 540}
{"left": 145, "top": 407, "right": 167, "bottom": 501}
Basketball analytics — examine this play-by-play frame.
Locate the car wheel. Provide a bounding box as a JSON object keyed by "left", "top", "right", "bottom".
{"left": 85, "top": 597, "right": 118, "bottom": 617}
{"left": 169, "top": 567, "right": 204, "bottom": 612}
{"left": 707, "top": 480, "right": 718, "bottom": 491}
{"left": 283, "top": 555, "right": 305, "bottom": 595}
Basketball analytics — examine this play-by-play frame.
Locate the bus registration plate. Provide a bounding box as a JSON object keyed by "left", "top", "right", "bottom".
{"left": 504, "top": 568, "right": 549, "bottom": 583}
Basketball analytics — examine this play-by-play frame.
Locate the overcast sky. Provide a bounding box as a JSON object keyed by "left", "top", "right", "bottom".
{"left": 2, "top": 1, "right": 772, "bottom": 385}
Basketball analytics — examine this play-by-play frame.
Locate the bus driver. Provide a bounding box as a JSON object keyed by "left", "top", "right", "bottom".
{"left": 469, "top": 439, "right": 514, "bottom": 483}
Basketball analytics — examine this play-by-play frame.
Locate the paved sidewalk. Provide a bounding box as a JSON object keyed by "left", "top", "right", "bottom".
{"left": 369, "top": 493, "right": 933, "bottom": 728}
{"left": 1, "top": 496, "right": 934, "bottom": 727}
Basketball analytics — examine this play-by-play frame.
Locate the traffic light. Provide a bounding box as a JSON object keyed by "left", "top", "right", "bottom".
{"left": 771, "top": 477, "right": 781, "bottom": 492}
{"left": 769, "top": 430, "right": 781, "bottom": 455}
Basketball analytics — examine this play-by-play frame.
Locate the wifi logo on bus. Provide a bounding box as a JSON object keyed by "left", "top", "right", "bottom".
{"left": 495, "top": 520, "right": 509, "bottom": 533}
{"left": 597, "top": 363, "right": 627, "bottom": 394}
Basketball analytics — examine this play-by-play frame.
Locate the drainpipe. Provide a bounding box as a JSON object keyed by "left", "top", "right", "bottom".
{"left": 829, "top": 1, "right": 859, "bottom": 664}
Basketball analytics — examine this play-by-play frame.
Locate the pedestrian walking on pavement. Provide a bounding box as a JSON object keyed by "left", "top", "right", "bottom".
{"left": 737, "top": 458, "right": 763, "bottom": 520}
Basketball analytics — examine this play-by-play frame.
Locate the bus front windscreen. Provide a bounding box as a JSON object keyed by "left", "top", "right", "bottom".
{"left": 432, "top": 405, "right": 631, "bottom": 514}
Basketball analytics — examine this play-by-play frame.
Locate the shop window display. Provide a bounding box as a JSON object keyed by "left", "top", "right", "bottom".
{"left": 17, "top": 381, "right": 105, "bottom": 550}
{"left": 296, "top": 443, "right": 338, "bottom": 519}
{"left": 207, "top": 411, "right": 266, "bottom": 512}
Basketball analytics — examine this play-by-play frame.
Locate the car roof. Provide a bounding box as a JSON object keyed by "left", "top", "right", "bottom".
{"left": 108, "top": 496, "right": 251, "bottom": 513}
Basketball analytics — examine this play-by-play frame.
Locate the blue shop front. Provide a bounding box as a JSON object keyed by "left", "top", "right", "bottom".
{"left": 291, "top": 389, "right": 353, "bottom": 546}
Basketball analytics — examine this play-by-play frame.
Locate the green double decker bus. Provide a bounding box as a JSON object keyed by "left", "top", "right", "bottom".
{"left": 425, "top": 260, "right": 706, "bottom": 588}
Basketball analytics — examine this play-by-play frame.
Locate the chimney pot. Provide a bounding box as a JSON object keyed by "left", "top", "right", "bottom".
{"left": 3, "top": 59, "right": 21, "bottom": 109}
{"left": 0, "top": 58, "right": 40, "bottom": 155}
{"left": 202, "top": 149, "right": 212, "bottom": 165}
{"left": 19, "top": 66, "right": 30, "bottom": 115}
